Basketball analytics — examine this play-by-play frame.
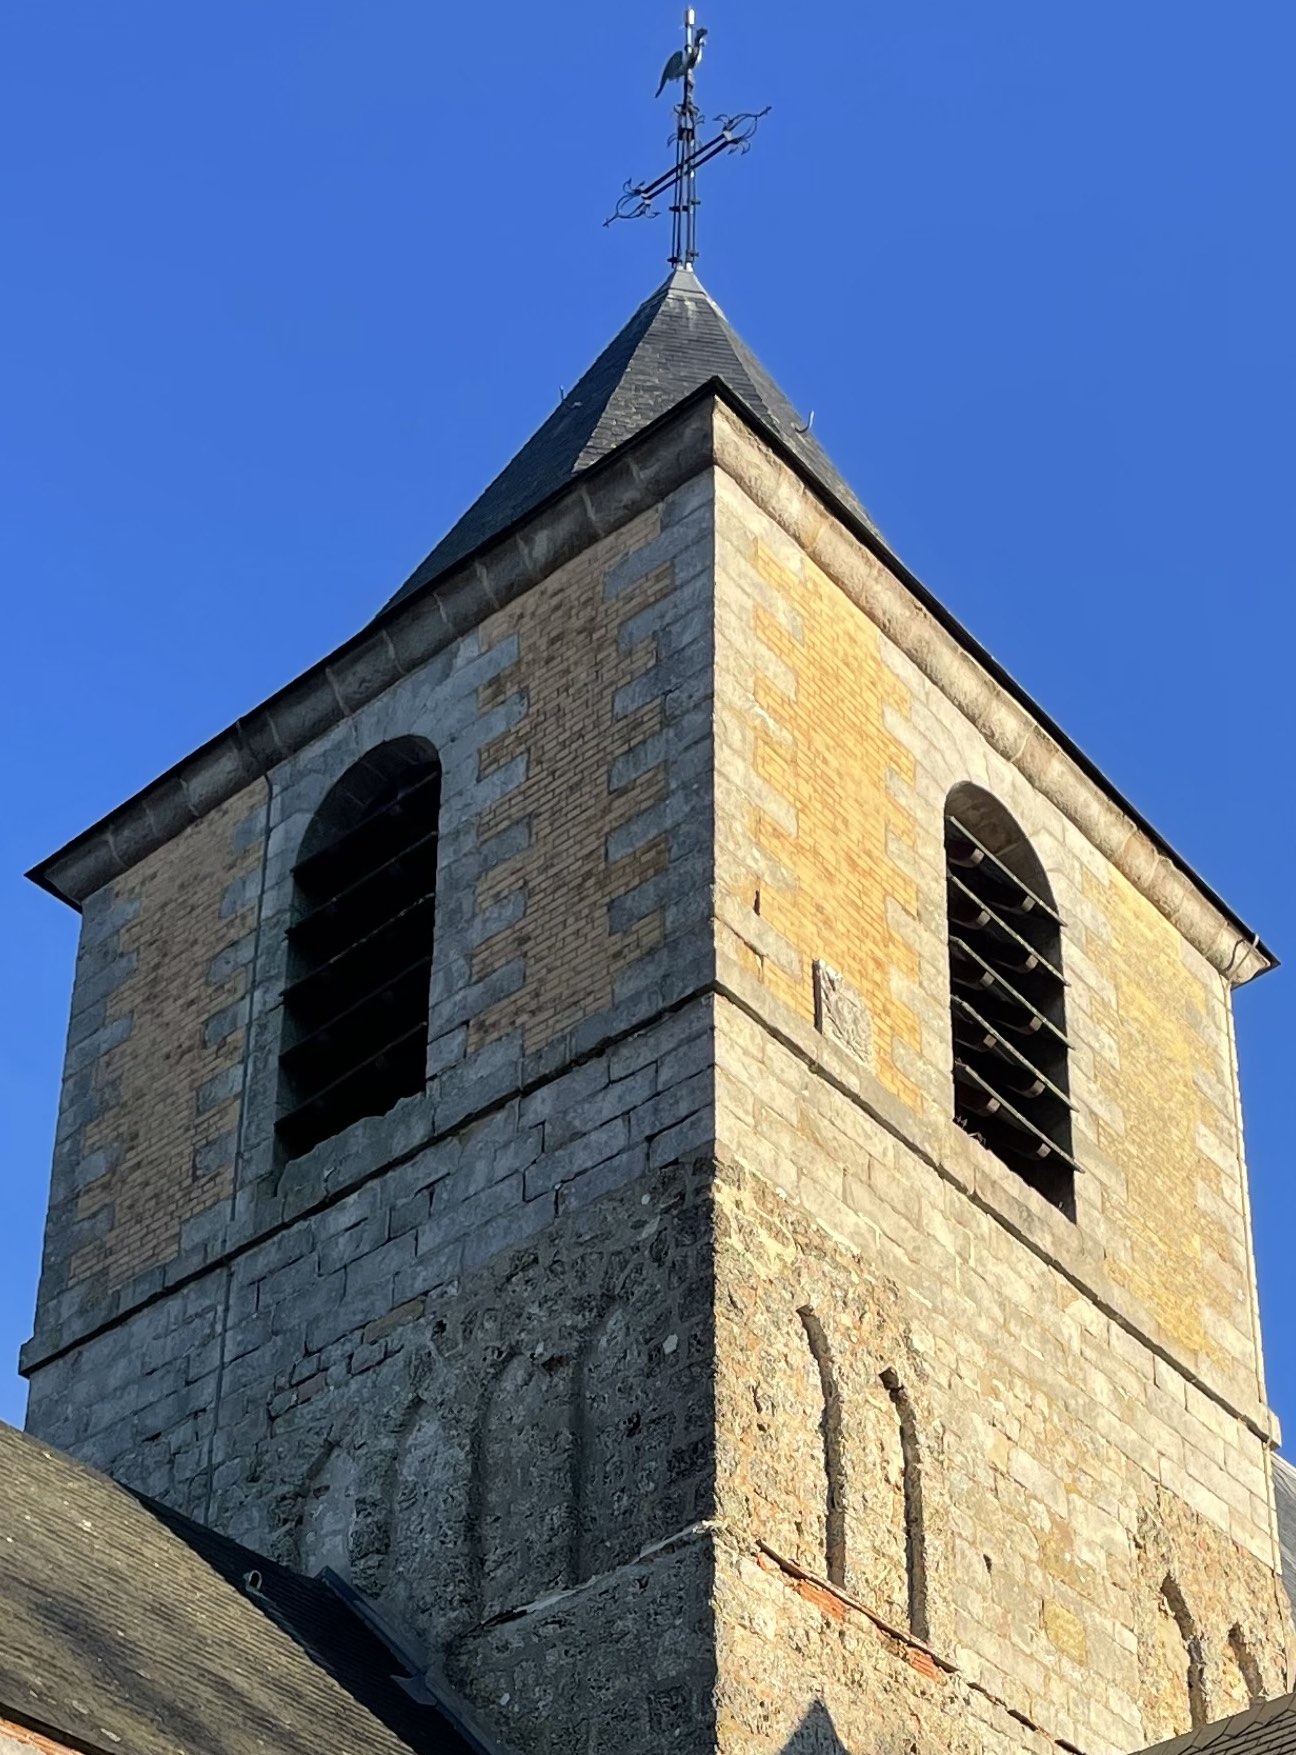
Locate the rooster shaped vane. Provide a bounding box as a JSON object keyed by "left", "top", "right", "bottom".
{"left": 655, "top": 24, "right": 707, "bottom": 98}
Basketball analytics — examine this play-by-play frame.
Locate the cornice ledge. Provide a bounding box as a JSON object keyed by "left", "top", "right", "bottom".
{"left": 711, "top": 956, "right": 1280, "bottom": 1450}
{"left": 30, "top": 400, "right": 717, "bottom": 911}
{"left": 711, "top": 403, "right": 1272, "bottom": 988}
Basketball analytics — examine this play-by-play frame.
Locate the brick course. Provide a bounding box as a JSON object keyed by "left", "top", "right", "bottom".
{"left": 0, "top": 1722, "right": 79, "bottom": 1755}
{"left": 465, "top": 497, "right": 709, "bottom": 1054}
{"left": 52, "top": 784, "right": 265, "bottom": 1298}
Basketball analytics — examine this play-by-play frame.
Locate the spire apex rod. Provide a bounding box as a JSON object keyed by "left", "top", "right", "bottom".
{"left": 672, "top": 7, "right": 701, "bottom": 268}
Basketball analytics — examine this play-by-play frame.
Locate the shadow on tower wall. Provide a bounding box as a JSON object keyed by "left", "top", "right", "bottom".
{"left": 781, "top": 1699, "right": 850, "bottom": 1752}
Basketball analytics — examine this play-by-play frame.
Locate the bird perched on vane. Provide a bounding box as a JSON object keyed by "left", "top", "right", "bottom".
{"left": 656, "top": 25, "right": 707, "bottom": 98}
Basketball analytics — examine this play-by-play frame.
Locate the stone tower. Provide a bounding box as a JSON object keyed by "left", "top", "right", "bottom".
{"left": 23, "top": 270, "right": 1289, "bottom": 1755}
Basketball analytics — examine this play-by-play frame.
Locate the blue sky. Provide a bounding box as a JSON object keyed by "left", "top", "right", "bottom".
{"left": 1, "top": 3, "right": 1292, "bottom": 1434}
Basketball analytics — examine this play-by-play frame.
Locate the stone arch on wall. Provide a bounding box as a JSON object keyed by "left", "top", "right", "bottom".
{"left": 381, "top": 1391, "right": 473, "bottom": 1650}
{"left": 574, "top": 1303, "right": 653, "bottom": 1581}
{"left": 879, "top": 1366, "right": 929, "bottom": 1641}
{"left": 295, "top": 1438, "right": 359, "bottom": 1578}
{"left": 474, "top": 1351, "right": 574, "bottom": 1620}
{"left": 1142, "top": 1576, "right": 1207, "bottom": 1742}
{"left": 737, "top": 1298, "right": 835, "bottom": 1578}
{"left": 842, "top": 1365, "right": 908, "bottom": 1630}
{"left": 796, "top": 1306, "right": 846, "bottom": 1587}
{"left": 1218, "top": 1623, "right": 1266, "bottom": 1717}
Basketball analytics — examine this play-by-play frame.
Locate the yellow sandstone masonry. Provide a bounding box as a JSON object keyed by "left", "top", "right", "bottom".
{"left": 713, "top": 451, "right": 1262, "bottom": 1424}
{"left": 467, "top": 506, "right": 673, "bottom": 1054}
{"left": 70, "top": 784, "right": 264, "bottom": 1292}
{"left": 716, "top": 484, "right": 923, "bottom": 1112}
{"left": 1081, "top": 860, "right": 1252, "bottom": 1381}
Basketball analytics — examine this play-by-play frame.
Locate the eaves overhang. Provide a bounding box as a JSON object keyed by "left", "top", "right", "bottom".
{"left": 26, "top": 379, "right": 1277, "bottom": 985}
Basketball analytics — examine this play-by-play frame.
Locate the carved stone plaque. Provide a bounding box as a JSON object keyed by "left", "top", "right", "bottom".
{"left": 813, "top": 959, "right": 873, "bottom": 1066}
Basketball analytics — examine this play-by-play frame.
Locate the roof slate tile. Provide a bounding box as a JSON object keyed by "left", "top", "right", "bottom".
{"left": 0, "top": 1423, "right": 485, "bottom": 1755}
{"left": 386, "top": 266, "right": 879, "bottom": 608}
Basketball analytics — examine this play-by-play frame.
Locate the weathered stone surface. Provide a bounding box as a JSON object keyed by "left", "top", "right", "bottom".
{"left": 812, "top": 961, "right": 873, "bottom": 1067}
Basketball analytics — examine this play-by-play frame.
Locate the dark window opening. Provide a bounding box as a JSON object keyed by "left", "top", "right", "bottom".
{"left": 945, "top": 785, "right": 1077, "bottom": 1216}
{"left": 277, "top": 738, "right": 441, "bottom": 1160}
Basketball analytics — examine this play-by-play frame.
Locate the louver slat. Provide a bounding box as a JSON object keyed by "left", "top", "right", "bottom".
{"left": 946, "top": 817, "right": 1062, "bottom": 924}
{"left": 951, "top": 996, "right": 1074, "bottom": 1110}
{"left": 953, "top": 1062, "right": 1082, "bottom": 1174}
{"left": 947, "top": 872, "right": 1066, "bottom": 983}
{"left": 277, "top": 1022, "right": 428, "bottom": 1158}
{"left": 281, "top": 895, "right": 436, "bottom": 1023}
{"left": 279, "top": 958, "right": 433, "bottom": 1071}
{"left": 288, "top": 827, "right": 440, "bottom": 949}
{"left": 949, "top": 938, "right": 1069, "bottom": 1049}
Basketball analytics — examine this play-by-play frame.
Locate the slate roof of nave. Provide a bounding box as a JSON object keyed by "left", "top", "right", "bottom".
{"left": 385, "top": 265, "right": 882, "bottom": 607}
{"left": 0, "top": 1421, "right": 490, "bottom": 1755}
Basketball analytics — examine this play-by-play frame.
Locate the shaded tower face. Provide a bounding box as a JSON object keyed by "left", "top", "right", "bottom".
{"left": 23, "top": 271, "right": 1287, "bottom": 1755}
{"left": 276, "top": 737, "right": 443, "bottom": 1159}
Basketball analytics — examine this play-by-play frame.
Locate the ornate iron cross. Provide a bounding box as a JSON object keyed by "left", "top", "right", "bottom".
{"left": 606, "top": 10, "right": 769, "bottom": 269}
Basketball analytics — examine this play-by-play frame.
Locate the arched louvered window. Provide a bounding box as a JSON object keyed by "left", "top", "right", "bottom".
{"left": 277, "top": 738, "right": 441, "bottom": 1160}
{"left": 945, "top": 784, "right": 1077, "bottom": 1215}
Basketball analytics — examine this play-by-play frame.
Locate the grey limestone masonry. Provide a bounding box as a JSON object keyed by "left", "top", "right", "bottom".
{"left": 23, "top": 451, "right": 727, "bottom": 1754}
{"left": 33, "top": 884, "right": 138, "bottom": 1304}
{"left": 24, "top": 461, "right": 718, "bottom": 1373}
{"left": 27, "top": 1024, "right": 719, "bottom": 1755}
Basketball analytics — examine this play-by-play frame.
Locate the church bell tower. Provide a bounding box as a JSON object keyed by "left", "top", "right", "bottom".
{"left": 21, "top": 64, "right": 1289, "bottom": 1755}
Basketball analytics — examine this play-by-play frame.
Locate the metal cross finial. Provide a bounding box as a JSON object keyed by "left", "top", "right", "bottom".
{"left": 605, "top": 11, "right": 769, "bottom": 269}
{"left": 668, "top": 9, "right": 703, "bottom": 268}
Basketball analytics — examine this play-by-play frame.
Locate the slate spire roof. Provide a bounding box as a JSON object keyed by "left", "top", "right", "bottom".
{"left": 386, "top": 265, "right": 879, "bottom": 608}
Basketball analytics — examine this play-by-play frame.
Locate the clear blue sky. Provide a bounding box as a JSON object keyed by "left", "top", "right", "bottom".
{"left": 1, "top": 4, "right": 1292, "bottom": 1434}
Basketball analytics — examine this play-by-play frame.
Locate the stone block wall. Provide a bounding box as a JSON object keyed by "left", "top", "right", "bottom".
{"left": 710, "top": 1028, "right": 1289, "bottom": 1754}
{"left": 712, "top": 447, "right": 1266, "bottom": 1421}
{"left": 23, "top": 459, "right": 723, "bottom": 1754}
{"left": 703, "top": 417, "right": 1289, "bottom": 1755}
{"left": 32, "top": 783, "right": 268, "bottom": 1331}
{"left": 713, "top": 483, "right": 922, "bottom": 1114}
{"left": 26, "top": 467, "right": 715, "bottom": 1382}
{"left": 26, "top": 1006, "right": 718, "bottom": 1755}
{"left": 21, "top": 398, "right": 1287, "bottom": 1755}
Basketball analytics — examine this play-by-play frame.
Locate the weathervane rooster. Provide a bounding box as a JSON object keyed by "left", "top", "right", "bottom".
{"left": 605, "top": 11, "right": 768, "bottom": 270}
{"left": 655, "top": 24, "right": 707, "bottom": 97}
